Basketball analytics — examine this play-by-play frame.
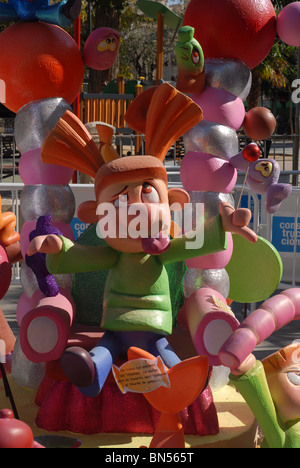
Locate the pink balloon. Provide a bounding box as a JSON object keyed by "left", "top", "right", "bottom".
{"left": 185, "top": 234, "right": 233, "bottom": 270}
{"left": 16, "top": 293, "right": 32, "bottom": 325}
{"left": 180, "top": 152, "right": 237, "bottom": 193}
{"left": 277, "top": 2, "right": 300, "bottom": 47}
{"left": 19, "top": 148, "right": 73, "bottom": 185}
{"left": 191, "top": 87, "right": 245, "bottom": 130}
{"left": 83, "top": 27, "right": 120, "bottom": 71}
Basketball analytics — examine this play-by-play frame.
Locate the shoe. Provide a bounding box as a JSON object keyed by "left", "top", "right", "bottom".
{"left": 60, "top": 346, "right": 95, "bottom": 387}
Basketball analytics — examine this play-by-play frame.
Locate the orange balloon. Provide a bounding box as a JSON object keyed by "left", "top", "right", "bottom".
{"left": 0, "top": 22, "right": 84, "bottom": 113}
{"left": 243, "top": 107, "right": 276, "bottom": 140}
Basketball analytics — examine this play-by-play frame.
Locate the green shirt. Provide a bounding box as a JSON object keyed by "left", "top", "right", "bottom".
{"left": 46, "top": 215, "right": 227, "bottom": 335}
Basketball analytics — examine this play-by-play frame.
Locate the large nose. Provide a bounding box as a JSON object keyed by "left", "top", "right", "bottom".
{"left": 126, "top": 202, "right": 169, "bottom": 238}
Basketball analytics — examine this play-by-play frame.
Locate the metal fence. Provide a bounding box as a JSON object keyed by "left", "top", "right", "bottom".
{"left": 0, "top": 119, "right": 300, "bottom": 184}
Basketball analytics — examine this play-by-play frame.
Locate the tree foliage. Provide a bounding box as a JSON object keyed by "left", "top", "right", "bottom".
{"left": 247, "top": 0, "right": 298, "bottom": 110}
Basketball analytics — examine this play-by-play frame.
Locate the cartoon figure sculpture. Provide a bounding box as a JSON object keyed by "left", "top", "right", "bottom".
{"left": 0, "top": 0, "right": 82, "bottom": 27}
{"left": 245, "top": 158, "right": 292, "bottom": 214}
{"left": 230, "top": 343, "right": 300, "bottom": 449}
{"left": 83, "top": 27, "right": 121, "bottom": 71}
{"left": 175, "top": 26, "right": 205, "bottom": 95}
{"left": 25, "top": 83, "right": 256, "bottom": 399}
{"left": 217, "top": 287, "right": 300, "bottom": 448}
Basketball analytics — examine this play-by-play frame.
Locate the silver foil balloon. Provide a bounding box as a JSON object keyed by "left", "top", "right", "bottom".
{"left": 209, "top": 365, "right": 230, "bottom": 392}
{"left": 12, "top": 337, "right": 45, "bottom": 390}
{"left": 20, "top": 263, "right": 39, "bottom": 297}
{"left": 183, "top": 120, "right": 239, "bottom": 160}
{"left": 15, "top": 97, "right": 72, "bottom": 153}
{"left": 183, "top": 267, "right": 230, "bottom": 299}
{"left": 20, "top": 185, "right": 75, "bottom": 223}
{"left": 186, "top": 191, "right": 234, "bottom": 229}
{"left": 205, "top": 58, "right": 252, "bottom": 100}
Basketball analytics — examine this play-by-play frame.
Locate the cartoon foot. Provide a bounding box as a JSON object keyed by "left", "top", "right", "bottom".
{"left": 60, "top": 346, "right": 95, "bottom": 387}
{"left": 62, "top": 0, "right": 82, "bottom": 21}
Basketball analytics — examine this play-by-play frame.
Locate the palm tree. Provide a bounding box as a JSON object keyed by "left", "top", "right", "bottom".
{"left": 247, "top": 0, "right": 297, "bottom": 109}
{"left": 247, "top": 37, "right": 296, "bottom": 111}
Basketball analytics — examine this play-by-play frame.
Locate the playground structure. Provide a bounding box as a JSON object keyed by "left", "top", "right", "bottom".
{"left": 1, "top": 0, "right": 300, "bottom": 450}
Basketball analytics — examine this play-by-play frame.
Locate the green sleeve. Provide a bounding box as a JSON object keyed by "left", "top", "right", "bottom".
{"left": 160, "top": 214, "right": 227, "bottom": 265}
{"left": 46, "top": 236, "right": 119, "bottom": 274}
{"left": 230, "top": 361, "right": 285, "bottom": 448}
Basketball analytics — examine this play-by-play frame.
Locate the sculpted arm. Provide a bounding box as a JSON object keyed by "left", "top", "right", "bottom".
{"left": 27, "top": 234, "right": 119, "bottom": 274}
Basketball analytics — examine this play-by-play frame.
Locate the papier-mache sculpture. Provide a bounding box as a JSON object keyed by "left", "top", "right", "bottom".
{"left": 230, "top": 342, "right": 300, "bottom": 448}
{"left": 217, "top": 288, "right": 300, "bottom": 448}
{"left": 83, "top": 27, "right": 121, "bottom": 71}
{"left": 0, "top": 17, "right": 121, "bottom": 392}
{"left": 25, "top": 83, "right": 256, "bottom": 409}
{"left": 166, "top": 0, "right": 293, "bottom": 369}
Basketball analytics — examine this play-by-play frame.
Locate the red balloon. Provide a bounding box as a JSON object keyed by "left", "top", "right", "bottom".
{"left": 0, "top": 410, "right": 34, "bottom": 448}
{"left": 243, "top": 107, "right": 276, "bottom": 140}
{"left": 183, "top": 0, "right": 276, "bottom": 70}
{"left": 0, "top": 22, "right": 84, "bottom": 113}
{"left": 243, "top": 143, "right": 261, "bottom": 163}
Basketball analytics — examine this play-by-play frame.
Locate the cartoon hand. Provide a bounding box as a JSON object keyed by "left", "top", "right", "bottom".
{"left": 26, "top": 235, "right": 63, "bottom": 256}
{"left": 219, "top": 202, "right": 257, "bottom": 244}
{"left": 228, "top": 354, "right": 257, "bottom": 376}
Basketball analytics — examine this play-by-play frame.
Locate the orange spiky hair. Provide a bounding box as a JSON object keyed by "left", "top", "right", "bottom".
{"left": 262, "top": 343, "right": 300, "bottom": 376}
{"left": 126, "top": 82, "right": 203, "bottom": 161}
{"left": 41, "top": 110, "right": 104, "bottom": 178}
{"left": 41, "top": 83, "right": 203, "bottom": 176}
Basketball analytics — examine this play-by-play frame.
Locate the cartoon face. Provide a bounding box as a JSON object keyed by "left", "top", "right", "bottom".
{"left": 83, "top": 27, "right": 120, "bottom": 71}
{"left": 246, "top": 158, "right": 280, "bottom": 194}
{"left": 94, "top": 157, "right": 189, "bottom": 254}
{"left": 264, "top": 344, "right": 300, "bottom": 424}
{"left": 96, "top": 177, "right": 170, "bottom": 254}
{"left": 254, "top": 161, "right": 273, "bottom": 178}
{"left": 97, "top": 35, "right": 118, "bottom": 53}
{"left": 176, "top": 25, "right": 204, "bottom": 74}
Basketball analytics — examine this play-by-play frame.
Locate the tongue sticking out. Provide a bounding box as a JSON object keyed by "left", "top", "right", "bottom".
{"left": 141, "top": 231, "right": 170, "bottom": 255}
